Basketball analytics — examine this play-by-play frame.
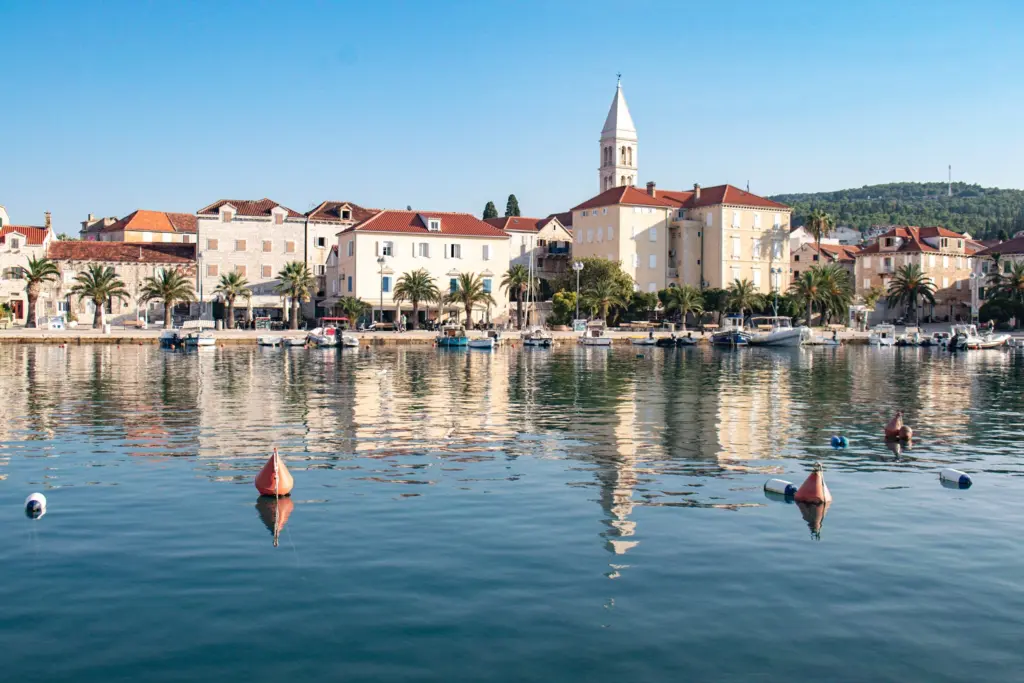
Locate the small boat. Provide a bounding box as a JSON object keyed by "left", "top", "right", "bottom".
{"left": 436, "top": 324, "right": 469, "bottom": 348}
{"left": 286, "top": 336, "right": 308, "bottom": 347}
{"left": 950, "top": 324, "right": 1010, "bottom": 350}
{"left": 921, "top": 331, "right": 950, "bottom": 348}
{"left": 257, "top": 335, "right": 282, "bottom": 347}
{"left": 522, "top": 326, "right": 553, "bottom": 348}
{"left": 579, "top": 320, "right": 612, "bottom": 346}
{"left": 676, "top": 334, "right": 699, "bottom": 346}
{"left": 307, "top": 326, "right": 339, "bottom": 347}
{"left": 711, "top": 316, "right": 750, "bottom": 347}
{"left": 655, "top": 336, "right": 678, "bottom": 348}
{"left": 896, "top": 326, "right": 924, "bottom": 347}
{"left": 747, "top": 316, "right": 810, "bottom": 347}
{"left": 486, "top": 329, "right": 504, "bottom": 346}
{"left": 631, "top": 335, "right": 657, "bottom": 346}
{"left": 468, "top": 337, "right": 495, "bottom": 350}
{"left": 340, "top": 334, "right": 359, "bottom": 348}
{"left": 184, "top": 331, "right": 216, "bottom": 348}
{"left": 159, "top": 330, "right": 182, "bottom": 348}
{"left": 868, "top": 324, "right": 896, "bottom": 347}
{"left": 805, "top": 336, "right": 841, "bottom": 346}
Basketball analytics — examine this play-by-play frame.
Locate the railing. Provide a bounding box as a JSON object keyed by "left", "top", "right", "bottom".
{"left": 547, "top": 245, "right": 570, "bottom": 255}
{"left": 667, "top": 267, "right": 679, "bottom": 279}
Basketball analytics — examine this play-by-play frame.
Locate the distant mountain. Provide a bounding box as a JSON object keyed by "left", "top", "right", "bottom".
{"left": 770, "top": 182, "right": 1024, "bottom": 240}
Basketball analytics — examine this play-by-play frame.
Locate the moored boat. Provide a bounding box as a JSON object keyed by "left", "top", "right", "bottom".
{"left": 339, "top": 334, "right": 360, "bottom": 348}
{"left": 159, "top": 330, "right": 182, "bottom": 348}
{"left": 436, "top": 324, "right": 469, "bottom": 348}
{"left": 307, "top": 326, "right": 339, "bottom": 347}
{"left": 868, "top": 324, "right": 896, "bottom": 347}
{"left": 711, "top": 316, "right": 750, "bottom": 347}
{"left": 522, "top": 326, "right": 553, "bottom": 347}
{"left": 950, "top": 324, "right": 1009, "bottom": 350}
{"left": 747, "top": 316, "right": 809, "bottom": 347}
{"left": 184, "top": 331, "right": 216, "bottom": 348}
{"left": 257, "top": 335, "right": 282, "bottom": 347}
{"left": 468, "top": 337, "right": 495, "bottom": 350}
{"left": 579, "top": 320, "right": 612, "bottom": 346}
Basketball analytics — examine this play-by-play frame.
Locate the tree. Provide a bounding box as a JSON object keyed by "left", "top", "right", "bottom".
{"left": 337, "top": 296, "right": 370, "bottom": 328}
{"left": 662, "top": 285, "right": 704, "bottom": 330}
{"left": 548, "top": 291, "right": 577, "bottom": 326}
{"left": 482, "top": 201, "right": 498, "bottom": 220}
{"left": 213, "top": 271, "right": 251, "bottom": 329}
{"left": 805, "top": 208, "right": 836, "bottom": 256}
{"left": 815, "top": 264, "right": 854, "bottom": 325}
{"left": 139, "top": 268, "right": 196, "bottom": 329}
{"left": 582, "top": 278, "right": 628, "bottom": 321}
{"left": 702, "top": 287, "right": 729, "bottom": 324}
{"left": 276, "top": 261, "right": 315, "bottom": 330}
{"left": 505, "top": 194, "right": 521, "bottom": 217}
{"left": 863, "top": 285, "right": 884, "bottom": 310}
{"left": 789, "top": 270, "right": 822, "bottom": 326}
{"left": 69, "top": 264, "right": 130, "bottom": 329}
{"left": 886, "top": 263, "right": 936, "bottom": 325}
{"left": 501, "top": 264, "right": 537, "bottom": 330}
{"left": 627, "top": 291, "right": 659, "bottom": 321}
{"left": 727, "top": 279, "right": 760, "bottom": 320}
{"left": 22, "top": 256, "right": 59, "bottom": 328}
{"left": 393, "top": 268, "right": 440, "bottom": 330}
{"left": 445, "top": 272, "right": 496, "bottom": 326}
{"left": 998, "top": 229, "right": 1010, "bottom": 242}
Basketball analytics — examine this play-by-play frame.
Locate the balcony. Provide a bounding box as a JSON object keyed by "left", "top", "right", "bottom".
{"left": 546, "top": 244, "right": 570, "bottom": 256}
{"left": 667, "top": 267, "right": 679, "bottom": 279}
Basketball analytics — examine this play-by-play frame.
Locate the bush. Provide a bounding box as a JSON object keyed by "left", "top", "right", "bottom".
{"left": 549, "top": 291, "right": 577, "bottom": 326}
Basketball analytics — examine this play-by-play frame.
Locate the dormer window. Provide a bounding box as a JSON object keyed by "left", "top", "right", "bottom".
{"left": 341, "top": 209, "right": 351, "bottom": 220}
{"left": 223, "top": 210, "right": 234, "bottom": 223}
{"left": 428, "top": 219, "right": 441, "bottom": 232}
{"left": 273, "top": 211, "right": 284, "bottom": 226}
{"left": 10, "top": 238, "right": 19, "bottom": 250}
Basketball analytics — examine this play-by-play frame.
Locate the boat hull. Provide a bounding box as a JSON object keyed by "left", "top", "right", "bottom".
{"left": 468, "top": 339, "right": 494, "bottom": 350}
{"left": 580, "top": 338, "right": 612, "bottom": 346}
{"left": 711, "top": 332, "right": 750, "bottom": 346}
{"left": 523, "top": 338, "right": 552, "bottom": 347}
{"left": 748, "top": 328, "right": 807, "bottom": 347}
{"left": 436, "top": 338, "right": 469, "bottom": 348}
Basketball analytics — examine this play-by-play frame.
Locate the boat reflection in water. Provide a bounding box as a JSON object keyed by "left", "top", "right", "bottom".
{"left": 255, "top": 495, "right": 294, "bottom": 547}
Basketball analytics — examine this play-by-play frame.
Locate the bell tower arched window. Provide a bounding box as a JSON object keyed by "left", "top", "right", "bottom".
{"left": 620, "top": 146, "right": 627, "bottom": 164}
{"left": 627, "top": 147, "right": 633, "bottom": 166}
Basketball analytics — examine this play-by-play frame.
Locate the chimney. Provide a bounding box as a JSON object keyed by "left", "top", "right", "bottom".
{"left": 44, "top": 211, "right": 52, "bottom": 231}
{"left": 88, "top": 213, "right": 95, "bottom": 221}
{"left": 646, "top": 181, "right": 656, "bottom": 197}
{"left": 693, "top": 183, "right": 701, "bottom": 200}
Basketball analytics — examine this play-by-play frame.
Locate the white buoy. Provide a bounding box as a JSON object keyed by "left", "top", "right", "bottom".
{"left": 940, "top": 469, "right": 972, "bottom": 488}
{"left": 764, "top": 479, "right": 798, "bottom": 497}
{"left": 25, "top": 492, "right": 47, "bottom": 518}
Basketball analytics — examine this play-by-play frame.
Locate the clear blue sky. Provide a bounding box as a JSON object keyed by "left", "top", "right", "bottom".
{"left": 1, "top": 0, "right": 1021, "bottom": 232}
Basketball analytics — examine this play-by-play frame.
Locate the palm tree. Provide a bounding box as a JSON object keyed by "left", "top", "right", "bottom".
{"left": 663, "top": 285, "right": 704, "bottom": 330}
{"left": 501, "top": 264, "right": 536, "bottom": 330}
{"left": 139, "top": 268, "right": 196, "bottom": 329}
{"left": 22, "top": 256, "right": 59, "bottom": 328}
{"left": 986, "top": 254, "right": 1004, "bottom": 294}
{"left": 393, "top": 268, "right": 440, "bottom": 330}
{"left": 886, "top": 263, "right": 936, "bottom": 325}
{"left": 276, "top": 261, "right": 315, "bottom": 330}
{"left": 445, "top": 272, "right": 495, "bottom": 326}
{"left": 789, "top": 270, "right": 822, "bottom": 326}
{"left": 815, "top": 264, "right": 854, "bottom": 325}
{"left": 805, "top": 209, "right": 836, "bottom": 256}
{"left": 213, "top": 271, "right": 251, "bottom": 329}
{"left": 582, "top": 278, "right": 628, "bottom": 321}
{"left": 337, "top": 296, "right": 370, "bottom": 328}
{"left": 69, "top": 264, "right": 131, "bottom": 329}
{"left": 727, "top": 279, "right": 760, "bottom": 320}
{"left": 996, "top": 261, "right": 1024, "bottom": 304}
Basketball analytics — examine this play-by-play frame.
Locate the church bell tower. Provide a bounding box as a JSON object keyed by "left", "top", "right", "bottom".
{"left": 599, "top": 76, "right": 638, "bottom": 192}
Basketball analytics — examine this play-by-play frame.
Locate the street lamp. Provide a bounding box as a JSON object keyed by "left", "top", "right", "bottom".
{"left": 572, "top": 260, "right": 584, "bottom": 322}
{"left": 377, "top": 255, "right": 386, "bottom": 324}
{"left": 770, "top": 267, "right": 781, "bottom": 317}
{"left": 969, "top": 272, "right": 980, "bottom": 322}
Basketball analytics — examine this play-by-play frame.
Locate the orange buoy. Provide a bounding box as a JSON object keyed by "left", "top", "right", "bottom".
{"left": 793, "top": 463, "right": 832, "bottom": 504}
{"left": 898, "top": 425, "right": 913, "bottom": 440}
{"left": 884, "top": 411, "right": 904, "bottom": 439}
{"left": 255, "top": 495, "right": 294, "bottom": 547}
{"left": 255, "top": 447, "right": 293, "bottom": 496}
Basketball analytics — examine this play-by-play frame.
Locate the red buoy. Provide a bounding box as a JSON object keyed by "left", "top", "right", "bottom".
{"left": 794, "top": 463, "right": 832, "bottom": 504}
{"left": 885, "top": 411, "right": 903, "bottom": 439}
{"left": 255, "top": 447, "right": 293, "bottom": 496}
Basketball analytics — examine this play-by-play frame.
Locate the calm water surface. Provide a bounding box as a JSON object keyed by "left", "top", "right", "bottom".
{"left": 1, "top": 344, "right": 1022, "bottom": 682}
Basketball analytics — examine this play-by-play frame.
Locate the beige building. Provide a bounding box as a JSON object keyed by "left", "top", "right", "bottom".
{"left": 195, "top": 198, "right": 306, "bottom": 321}
{"left": 96, "top": 209, "right": 197, "bottom": 244}
{"left": 970, "top": 236, "right": 1024, "bottom": 316}
{"left": 304, "top": 201, "right": 378, "bottom": 313}
{"left": 0, "top": 216, "right": 53, "bottom": 323}
{"left": 855, "top": 226, "right": 976, "bottom": 322}
{"left": 791, "top": 242, "right": 860, "bottom": 281}
{"left": 483, "top": 215, "right": 573, "bottom": 281}
{"left": 330, "top": 209, "right": 511, "bottom": 326}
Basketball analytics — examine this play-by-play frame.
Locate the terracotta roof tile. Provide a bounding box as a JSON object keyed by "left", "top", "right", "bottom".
{"left": 976, "top": 236, "right": 1024, "bottom": 256}
{"left": 197, "top": 198, "right": 302, "bottom": 218}
{"left": 101, "top": 209, "right": 197, "bottom": 235}
{"left": 856, "top": 226, "right": 974, "bottom": 256}
{"left": 810, "top": 243, "right": 860, "bottom": 263}
{"left": 546, "top": 211, "right": 573, "bottom": 228}
{"left": 571, "top": 183, "right": 789, "bottom": 212}
{"left": 346, "top": 210, "right": 510, "bottom": 238}
{"left": 47, "top": 241, "right": 196, "bottom": 264}
{"left": 0, "top": 225, "right": 49, "bottom": 245}
{"left": 572, "top": 185, "right": 679, "bottom": 211}
{"left": 305, "top": 200, "right": 379, "bottom": 223}
{"left": 685, "top": 184, "right": 789, "bottom": 210}
{"left": 483, "top": 216, "right": 548, "bottom": 233}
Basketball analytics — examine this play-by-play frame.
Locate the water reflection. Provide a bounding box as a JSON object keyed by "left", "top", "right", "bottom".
{"left": 255, "top": 495, "right": 294, "bottom": 547}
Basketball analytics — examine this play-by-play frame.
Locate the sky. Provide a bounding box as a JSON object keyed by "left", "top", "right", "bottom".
{"left": 2, "top": 0, "right": 1022, "bottom": 232}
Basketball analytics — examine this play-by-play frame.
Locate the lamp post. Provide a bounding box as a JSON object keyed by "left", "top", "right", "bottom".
{"left": 572, "top": 260, "right": 584, "bottom": 322}
{"left": 969, "top": 272, "right": 980, "bottom": 323}
{"left": 770, "top": 267, "right": 781, "bottom": 317}
{"left": 377, "top": 255, "right": 386, "bottom": 324}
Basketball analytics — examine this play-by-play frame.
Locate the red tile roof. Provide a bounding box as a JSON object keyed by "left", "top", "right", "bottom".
{"left": 101, "top": 209, "right": 197, "bottom": 235}
{"left": 483, "top": 216, "right": 548, "bottom": 233}
{"left": 305, "top": 200, "right": 379, "bottom": 223}
{"left": 0, "top": 225, "right": 49, "bottom": 245}
{"left": 808, "top": 243, "right": 861, "bottom": 263}
{"left": 571, "top": 183, "right": 789, "bottom": 212}
{"left": 857, "top": 226, "right": 976, "bottom": 255}
{"left": 686, "top": 184, "right": 789, "bottom": 210}
{"left": 47, "top": 241, "right": 196, "bottom": 264}
{"left": 197, "top": 198, "right": 302, "bottom": 218}
{"left": 976, "top": 236, "right": 1024, "bottom": 256}
{"left": 345, "top": 210, "right": 510, "bottom": 238}
{"left": 546, "top": 211, "right": 573, "bottom": 228}
{"left": 572, "top": 185, "right": 679, "bottom": 211}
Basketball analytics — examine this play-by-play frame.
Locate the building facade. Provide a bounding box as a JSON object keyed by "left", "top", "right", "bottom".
{"left": 791, "top": 242, "right": 860, "bottom": 281}
{"left": 0, "top": 219, "right": 53, "bottom": 322}
{"left": 971, "top": 236, "right": 1024, "bottom": 317}
{"left": 484, "top": 215, "right": 573, "bottom": 281}
{"left": 96, "top": 209, "right": 197, "bottom": 243}
{"left": 330, "top": 210, "right": 511, "bottom": 326}
{"left": 195, "top": 198, "right": 306, "bottom": 321}
{"left": 304, "top": 201, "right": 378, "bottom": 313}
{"left": 599, "top": 79, "right": 638, "bottom": 192}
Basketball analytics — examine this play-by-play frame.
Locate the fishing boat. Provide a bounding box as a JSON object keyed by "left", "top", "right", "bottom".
{"left": 579, "top": 320, "right": 613, "bottom": 346}
{"left": 868, "top": 324, "right": 896, "bottom": 347}
{"left": 468, "top": 337, "right": 495, "bottom": 350}
{"left": 436, "top": 325, "right": 469, "bottom": 348}
{"left": 711, "top": 316, "right": 750, "bottom": 346}
{"left": 522, "top": 326, "right": 553, "bottom": 347}
{"left": 950, "top": 324, "right": 1010, "bottom": 350}
{"left": 747, "top": 316, "right": 809, "bottom": 347}
{"left": 257, "top": 335, "right": 283, "bottom": 347}
{"left": 184, "top": 331, "right": 216, "bottom": 348}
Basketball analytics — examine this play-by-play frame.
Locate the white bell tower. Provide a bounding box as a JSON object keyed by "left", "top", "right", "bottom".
{"left": 598, "top": 75, "right": 638, "bottom": 192}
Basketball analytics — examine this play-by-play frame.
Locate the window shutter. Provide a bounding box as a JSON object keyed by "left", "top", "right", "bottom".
{"left": 444, "top": 244, "right": 449, "bottom": 259}
{"left": 375, "top": 241, "right": 380, "bottom": 256}
{"left": 412, "top": 243, "right": 417, "bottom": 258}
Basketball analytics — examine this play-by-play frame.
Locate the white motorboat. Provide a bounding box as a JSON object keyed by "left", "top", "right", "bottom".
{"left": 747, "top": 316, "right": 810, "bottom": 347}
{"left": 307, "top": 326, "right": 339, "bottom": 347}
{"left": 868, "top": 324, "right": 896, "bottom": 347}
{"left": 579, "top": 321, "right": 612, "bottom": 346}
{"left": 951, "top": 324, "right": 1010, "bottom": 350}
{"left": 522, "top": 326, "right": 553, "bottom": 347}
{"left": 468, "top": 337, "right": 495, "bottom": 350}
{"left": 184, "top": 331, "right": 216, "bottom": 348}
{"left": 286, "top": 336, "right": 308, "bottom": 347}
{"left": 257, "top": 335, "right": 283, "bottom": 347}
{"left": 631, "top": 335, "right": 657, "bottom": 346}
{"left": 340, "top": 334, "right": 360, "bottom": 348}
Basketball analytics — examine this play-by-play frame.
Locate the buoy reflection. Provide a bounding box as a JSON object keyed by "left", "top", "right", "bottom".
{"left": 255, "top": 495, "right": 294, "bottom": 547}
{"left": 797, "top": 500, "right": 830, "bottom": 540}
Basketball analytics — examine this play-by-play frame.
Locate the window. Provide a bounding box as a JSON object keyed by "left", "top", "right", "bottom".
{"left": 223, "top": 211, "right": 233, "bottom": 223}
{"left": 273, "top": 213, "right": 284, "bottom": 226}
{"left": 943, "top": 255, "right": 949, "bottom": 268}
{"left": 347, "top": 276, "right": 353, "bottom": 292}
{"left": 537, "top": 258, "right": 544, "bottom": 269}
{"left": 483, "top": 278, "right": 492, "bottom": 293}
{"left": 774, "top": 213, "right": 782, "bottom": 228}
{"left": 982, "top": 261, "right": 990, "bottom": 273}
{"left": 1004, "top": 261, "right": 1012, "bottom": 274}
{"left": 753, "top": 269, "right": 761, "bottom": 288}
{"left": 795, "top": 254, "right": 801, "bottom": 262}
{"left": 940, "top": 238, "right": 948, "bottom": 248}
{"left": 332, "top": 279, "right": 339, "bottom": 294}
{"left": 649, "top": 254, "right": 657, "bottom": 269}
{"left": 753, "top": 213, "right": 762, "bottom": 229}
{"left": 942, "top": 277, "right": 949, "bottom": 289}
{"left": 596, "top": 227, "right": 603, "bottom": 242}
{"left": 752, "top": 238, "right": 761, "bottom": 260}
{"left": 863, "top": 278, "right": 870, "bottom": 289}
{"left": 315, "top": 265, "right": 326, "bottom": 276}
{"left": 731, "top": 266, "right": 741, "bottom": 281}
{"left": 732, "top": 237, "right": 741, "bottom": 257}
{"left": 207, "top": 264, "right": 219, "bottom": 277}
{"left": 979, "top": 286, "right": 986, "bottom": 299}
{"left": 206, "top": 238, "right": 219, "bottom": 251}
{"left": 235, "top": 239, "right": 246, "bottom": 252}
{"left": 347, "top": 241, "right": 354, "bottom": 257}
{"left": 732, "top": 211, "right": 741, "bottom": 228}
{"left": 956, "top": 279, "right": 962, "bottom": 290}
{"left": 183, "top": 235, "right": 192, "bottom": 244}
{"left": 864, "top": 256, "right": 871, "bottom": 269}
{"left": 928, "top": 254, "right": 936, "bottom": 267}
{"left": 262, "top": 265, "right": 272, "bottom": 278}
{"left": 382, "top": 276, "right": 392, "bottom": 293}
{"left": 235, "top": 265, "right": 247, "bottom": 276}
{"left": 576, "top": 230, "right": 582, "bottom": 244}
{"left": 587, "top": 230, "right": 593, "bottom": 243}
{"left": 9, "top": 238, "right": 19, "bottom": 249}
{"left": 883, "top": 257, "right": 894, "bottom": 272}
{"left": 285, "top": 240, "right": 296, "bottom": 254}
{"left": 650, "top": 227, "right": 657, "bottom": 242}
{"left": 58, "top": 299, "right": 68, "bottom": 314}
{"left": 418, "top": 243, "right": 429, "bottom": 258}
{"left": 602, "top": 208, "right": 607, "bottom": 215}
{"left": 632, "top": 253, "right": 639, "bottom": 268}
{"left": 958, "top": 239, "right": 963, "bottom": 248}
{"left": 263, "top": 240, "right": 273, "bottom": 252}
{"left": 428, "top": 219, "right": 441, "bottom": 232}
{"left": 773, "top": 241, "right": 782, "bottom": 259}
{"left": 537, "top": 239, "right": 547, "bottom": 247}
{"left": 884, "top": 238, "right": 894, "bottom": 247}
{"left": 341, "top": 209, "right": 351, "bottom": 220}
{"left": 582, "top": 210, "right": 588, "bottom": 217}
{"left": 813, "top": 254, "right": 819, "bottom": 262}
{"left": 705, "top": 213, "right": 712, "bottom": 227}
{"left": 449, "top": 278, "right": 458, "bottom": 293}
{"left": 316, "top": 237, "right": 326, "bottom": 248}
{"left": 957, "top": 257, "right": 964, "bottom": 269}
{"left": 380, "top": 241, "right": 393, "bottom": 257}
{"left": 648, "top": 282, "right": 657, "bottom": 293}
{"left": 482, "top": 244, "right": 491, "bottom": 260}
{"left": 607, "top": 226, "right": 614, "bottom": 239}
{"left": 450, "top": 243, "right": 461, "bottom": 259}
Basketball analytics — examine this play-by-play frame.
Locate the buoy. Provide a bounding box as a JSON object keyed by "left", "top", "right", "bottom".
{"left": 255, "top": 447, "right": 293, "bottom": 496}
{"left": 636, "top": 353, "right": 644, "bottom": 359}
{"left": 898, "top": 425, "right": 913, "bottom": 440}
{"left": 255, "top": 495, "right": 294, "bottom": 547}
{"left": 830, "top": 435, "right": 848, "bottom": 448}
{"left": 764, "top": 478, "right": 798, "bottom": 497}
{"left": 793, "top": 463, "right": 832, "bottom": 504}
{"left": 25, "top": 492, "right": 46, "bottom": 519}
{"left": 884, "top": 411, "right": 904, "bottom": 439}
{"left": 940, "top": 468, "right": 972, "bottom": 489}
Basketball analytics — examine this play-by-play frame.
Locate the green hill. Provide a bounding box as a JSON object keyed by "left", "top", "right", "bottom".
{"left": 770, "top": 182, "right": 1024, "bottom": 240}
